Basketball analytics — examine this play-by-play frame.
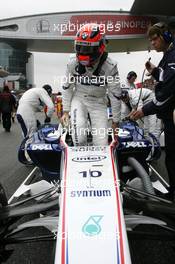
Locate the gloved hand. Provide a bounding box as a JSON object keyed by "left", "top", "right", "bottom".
{"left": 129, "top": 109, "right": 144, "bottom": 121}
{"left": 173, "top": 109, "right": 175, "bottom": 125}
{"left": 145, "top": 61, "right": 156, "bottom": 74}
{"left": 61, "top": 112, "right": 70, "bottom": 127}
{"left": 36, "top": 119, "right": 41, "bottom": 128}
{"left": 112, "top": 122, "right": 119, "bottom": 141}
{"left": 44, "top": 116, "right": 51, "bottom": 123}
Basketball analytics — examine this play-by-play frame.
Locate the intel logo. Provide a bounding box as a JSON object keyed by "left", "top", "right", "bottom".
{"left": 72, "top": 155, "right": 106, "bottom": 162}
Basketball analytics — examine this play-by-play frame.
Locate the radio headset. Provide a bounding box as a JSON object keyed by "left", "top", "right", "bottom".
{"left": 154, "top": 22, "right": 173, "bottom": 43}
{"left": 136, "top": 23, "right": 173, "bottom": 107}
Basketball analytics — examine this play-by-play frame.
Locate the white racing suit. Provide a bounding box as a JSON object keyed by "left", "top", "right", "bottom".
{"left": 120, "top": 79, "right": 136, "bottom": 119}
{"left": 62, "top": 54, "right": 121, "bottom": 146}
{"left": 17, "top": 88, "right": 54, "bottom": 138}
{"left": 127, "top": 88, "right": 161, "bottom": 139}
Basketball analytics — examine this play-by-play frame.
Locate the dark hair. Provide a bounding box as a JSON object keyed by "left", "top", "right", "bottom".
{"left": 42, "top": 84, "right": 52, "bottom": 96}
{"left": 148, "top": 22, "right": 173, "bottom": 43}
{"left": 3, "top": 85, "right": 10, "bottom": 92}
{"left": 127, "top": 71, "right": 137, "bottom": 80}
{"left": 121, "top": 89, "right": 129, "bottom": 99}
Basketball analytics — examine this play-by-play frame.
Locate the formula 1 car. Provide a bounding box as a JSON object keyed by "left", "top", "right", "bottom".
{"left": 0, "top": 121, "right": 175, "bottom": 263}
{"left": 18, "top": 121, "right": 161, "bottom": 182}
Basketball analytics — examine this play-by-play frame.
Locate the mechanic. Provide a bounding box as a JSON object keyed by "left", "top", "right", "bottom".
{"left": 129, "top": 22, "right": 175, "bottom": 200}
{"left": 121, "top": 71, "right": 137, "bottom": 119}
{"left": 120, "top": 88, "right": 161, "bottom": 139}
{"left": 17, "top": 85, "right": 54, "bottom": 138}
{"left": 61, "top": 23, "right": 121, "bottom": 146}
{"left": 121, "top": 71, "right": 137, "bottom": 90}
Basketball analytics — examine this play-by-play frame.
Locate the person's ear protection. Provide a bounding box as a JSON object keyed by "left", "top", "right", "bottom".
{"left": 154, "top": 22, "right": 173, "bottom": 43}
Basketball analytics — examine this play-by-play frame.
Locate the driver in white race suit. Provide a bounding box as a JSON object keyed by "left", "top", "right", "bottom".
{"left": 61, "top": 23, "right": 121, "bottom": 146}
{"left": 17, "top": 85, "right": 54, "bottom": 138}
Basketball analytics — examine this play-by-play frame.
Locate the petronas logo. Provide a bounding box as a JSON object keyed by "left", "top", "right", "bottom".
{"left": 82, "top": 215, "right": 103, "bottom": 236}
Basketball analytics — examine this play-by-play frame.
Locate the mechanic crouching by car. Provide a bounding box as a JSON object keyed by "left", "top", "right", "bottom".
{"left": 17, "top": 85, "right": 54, "bottom": 138}
{"left": 121, "top": 71, "right": 137, "bottom": 120}
{"left": 120, "top": 88, "right": 161, "bottom": 139}
{"left": 129, "top": 22, "right": 175, "bottom": 201}
{"left": 61, "top": 23, "right": 121, "bottom": 146}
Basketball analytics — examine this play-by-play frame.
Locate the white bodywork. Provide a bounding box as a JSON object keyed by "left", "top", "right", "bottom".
{"left": 55, "top": 144, "right": 131, "bottom": 264}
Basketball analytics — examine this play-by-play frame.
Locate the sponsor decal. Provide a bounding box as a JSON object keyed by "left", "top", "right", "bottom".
{"left": 81, "top": 32, "right": 88, "bottom": 40}
{"left": 73, "top": 108, "right": 79, "bottom": 145}
{"left": 71, "top": 146, "right": 107, "bottom": 152}
{"left": 72, "top": 155, "right": 106, "bottom": 162}
{"left": 63, "top": 15, "right": 154, "bottom": 36}
{"left": 31, "top": 144, "right": 52, "bottom": 150}
{"left": 82, "top": 215, "right": 103, "bottom": 236}
{"left": 70, "top": 189, "right": 111, "bottom": 198}
{"left": 36, "top": 20, "right": 50, "bottom": 33}
{"left": 123, "top": 141, "right": 147, "bottom": 148}
{"left": 79, "top": 170, "right": 102, "bottom": 178}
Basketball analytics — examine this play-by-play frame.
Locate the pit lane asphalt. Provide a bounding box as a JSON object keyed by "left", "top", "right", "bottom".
{"left": 0, "top": 116, "right": 174, "bottom": 264}
{"left": 0, "top": 115, "right": 55, "bottom": 264}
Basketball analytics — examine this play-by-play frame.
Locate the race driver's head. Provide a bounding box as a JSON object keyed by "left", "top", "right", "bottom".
{"left": 74, "top": 23, "right": 107, "bottom": 66}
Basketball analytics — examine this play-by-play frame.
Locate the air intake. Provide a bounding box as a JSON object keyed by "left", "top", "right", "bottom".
{"left": 0, "top": 24, "right": 18, "bottom": 31}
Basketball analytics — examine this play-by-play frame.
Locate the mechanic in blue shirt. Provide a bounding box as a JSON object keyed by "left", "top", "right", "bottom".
{"left": 130, "top": 22, "right": 175, "bottom": 200}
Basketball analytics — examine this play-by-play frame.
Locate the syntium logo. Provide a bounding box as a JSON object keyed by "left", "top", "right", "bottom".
{"left": 70, "top": 189, "right": 111, "bottom": 198}
{"left": 72, "top": 155, "right": 106, "bottom": 162}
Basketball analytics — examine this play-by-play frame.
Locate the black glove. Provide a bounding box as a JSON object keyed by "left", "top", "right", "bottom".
{"left": 36, "top": 119, "right": 41, "bottom": 128}
{"left": 44, "top": 116, "right": 51, "bottom": 123}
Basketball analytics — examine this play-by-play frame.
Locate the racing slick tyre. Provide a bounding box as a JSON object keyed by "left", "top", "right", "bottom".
{"left": 0, "top": 182, "right": 7, "bottom": 207}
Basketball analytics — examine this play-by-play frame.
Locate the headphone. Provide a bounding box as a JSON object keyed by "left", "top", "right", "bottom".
{"left": 154, "top": 22, "right": 173, "bottom": 43}
{"left": 127, "top": 71, "right": 137, "bottom": 80}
